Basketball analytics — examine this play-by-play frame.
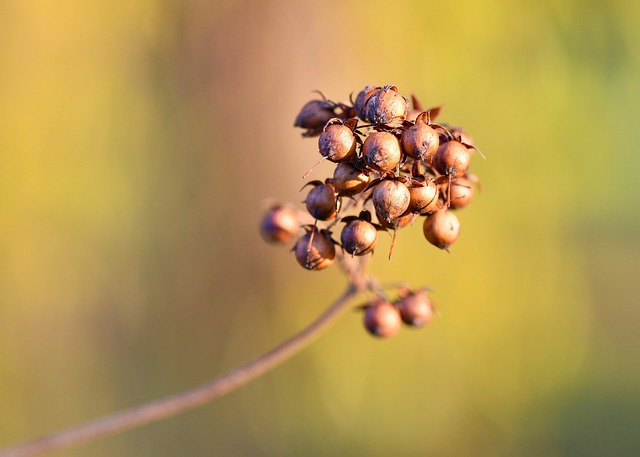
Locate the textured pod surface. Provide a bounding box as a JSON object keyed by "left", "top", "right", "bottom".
{"left": 305, "top": 183, "right": 338, "bottom": 220}
{"left": 373, "top": 180, "right": 411, "bottom": 225}
{"left": 294, "top": 229, "right": 336, "bottom": 270}
{"left": 434, "top": 140, "right": 471, "bottom": 178}
{"left": 408, "top": 181, "right": 439, "bottom": 214}
{"left": 260, "top": 206, "right": 300, "bottom": 244}
{"left": 318, "top": 124, "right": 356, "bottom": 162}
{"left": 293, "top": 100, "right": 335, "bottom": 130}
{"left": 397, "top": 290, "right": 434, "bottom": 327}
{"left": 363, "top": 301, "right": 402, "bottom": 338}
{"left": 354, "top": 85, "right": 377, "bottom": 121}
{"left": 449, "top": 178, "right": 474, "bottom": 209}
{"left": 401, "top": 123, "right": 439, "bottom": 162}
{"left": 332, "top": 162, "right": 370, "bottom": 196}
{"left": 365, "top": 86, "right": 408, "bottom": 124}
{"left": 340, "top": 219, "right": 378, "bottom": 256}
{"left": 362, "top": 131, "right": 402, "bottom": 172}
{"left": 423, "top": 210, "right": 460, "bottom": 249}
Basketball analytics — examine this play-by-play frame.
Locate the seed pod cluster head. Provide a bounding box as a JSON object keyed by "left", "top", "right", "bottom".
{"left": 262, "top": 85, "right": 485, "bottom": 339}
{"left": 268, "top": 84, "right": 484, "bottom": 263}
{"left": 270, "top": 84, "right": 484, "bottom": 265}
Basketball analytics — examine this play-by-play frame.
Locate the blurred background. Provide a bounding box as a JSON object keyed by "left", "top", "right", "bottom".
{"left": 1, "top": 0, "right": 639, "bottom": 455}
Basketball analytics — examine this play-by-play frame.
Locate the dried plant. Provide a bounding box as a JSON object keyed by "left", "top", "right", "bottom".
{"left": 0, "top": 84, "right": 485, "bottom": 457}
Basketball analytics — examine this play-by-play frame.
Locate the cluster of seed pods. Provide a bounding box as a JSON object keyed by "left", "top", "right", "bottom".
{"left": 260, "top": 85, "right": 483, "bottom": 338}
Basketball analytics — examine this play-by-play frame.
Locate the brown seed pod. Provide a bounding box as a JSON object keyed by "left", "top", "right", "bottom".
{"left": 372, "top": 180, "right": 411, "bottom": 226}
{"left": 449, "top": 178, "right": 474, "bottom": 209}
{"left": 332, "top": 162, "right": 370, "bottom": 196}
{"left": 362, "top": 131, "right": 402, "bottom": 172}
{"left": 396, "top": 289, "right": 435, "bottom": 327}
{"left": 363, "top": 300, "right": 402, "bottom": 338}
{"left": 318, "top": 122, "right": 357, "bottom": 163}
{"left": 305, "top": 181, "right": 338, "bottom": 221}
{"left": 340, "top": 217, "right": 378, "bottom": 256}
{"left": 422, "top": 210, "right": 460, "bottom": 250}
{"left": 365, "top": 85, "right": 408, "bottom": 124}
{"left": 294, "top": 228, "right": 336, "bottom": 271}
{"left": 293, "top": 99, "right": 335, "bottom": 130}
{"left": 354, "top": 85, "right": 378, "bottom": 121}
{"left": 433, "top": 140, "right": 471, "bottom": 178}
{"left": 260, "top": 206, "right": 300, "bottom": 244}
{"left": 408, "top": 179, "right": 439, "bottom": 215}
{"left": 401, "top": 114, "right": 440, "bottom": 163}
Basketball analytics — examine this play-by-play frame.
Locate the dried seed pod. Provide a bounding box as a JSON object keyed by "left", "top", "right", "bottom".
{"left": 340, "top": 218, "right": 378, "bottom": 256}
{"left": 294, "top": 99, "right": 335, "bottom": 131}
{"left": 423, "top": 210, "right": 460, "bottom": 250}
{"left": 433, "top": 140, "right": 471, "bottom": 178}
{"left": 332, "top": 162, "right": 370, "bottom": 196}
{"left": 401, "top": 114, "right": 440, "bottom": 163}
{"left": 396, "top": 289, "right": 434, "bottom": 327}
{"left": 362, "top": 131, "right": 402, "bottom": 172}
{"left": 294, "top": 228, "right": 336, "bottom": 271}
{"left": 372, "top": 180, "right": 411, "bottom": 226}
{"left": 305, "top": 182, "right": 338, "bottom": 221}
{"left": 408, "top": 179, "right": 439, "bottom": 215}
{"left": 449, "top": 178, "right": 474, "bottom": 209}
{"left": 354, "top": 85, "right": 378, "bottom": 121}
{"left": 260, "top": 206, "right": 300, "bottom": 244}
{"left": 365, "top": 85, "right": 408, "bottom": 124}
{"left": 318, "top": 122, "right": 357, "bottom": 162}
{"left": 363, "top": 300, "right": 402, "bottom": 338}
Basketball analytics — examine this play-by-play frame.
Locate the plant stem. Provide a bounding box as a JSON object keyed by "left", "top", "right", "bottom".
{"left": 0, "top": 275, "right": 365, "bottom": 457}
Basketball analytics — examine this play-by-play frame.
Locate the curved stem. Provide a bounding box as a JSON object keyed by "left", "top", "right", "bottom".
{"left": 0, "top": 280, "right": 365, "bottom": 457}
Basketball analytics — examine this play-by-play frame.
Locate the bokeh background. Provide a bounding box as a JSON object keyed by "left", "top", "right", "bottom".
{"left": 1, "top": 0, "right": 639, "bottom": 455}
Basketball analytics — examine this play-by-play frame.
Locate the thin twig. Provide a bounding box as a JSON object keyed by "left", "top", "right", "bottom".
{"left": 0, "top": 276, "right": 366, "bottom": 457}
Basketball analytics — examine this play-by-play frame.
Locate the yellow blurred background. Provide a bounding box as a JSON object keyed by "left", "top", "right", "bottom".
{"left": 1, "top": 0, "right": 639, "bottom": 455}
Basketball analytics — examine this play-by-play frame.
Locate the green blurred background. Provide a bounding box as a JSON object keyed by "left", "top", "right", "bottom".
{"left": 1, "top": 0, "right": 639, "bottom": 455}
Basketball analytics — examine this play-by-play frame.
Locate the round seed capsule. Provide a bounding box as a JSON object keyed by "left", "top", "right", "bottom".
{"left": 363, "top": 301, "right": 402, "bottom": 338}
{"left": 260, "top": 206, "right": 300, "bottom": 244}
{"left": 422, "top": 210, "right": 460, "bottom": 250}
{"left": 294, "top": 229, "right": 336, "bottom": 271}
{"left": 340, "top": 219, "right": 378, "bottom": 256}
